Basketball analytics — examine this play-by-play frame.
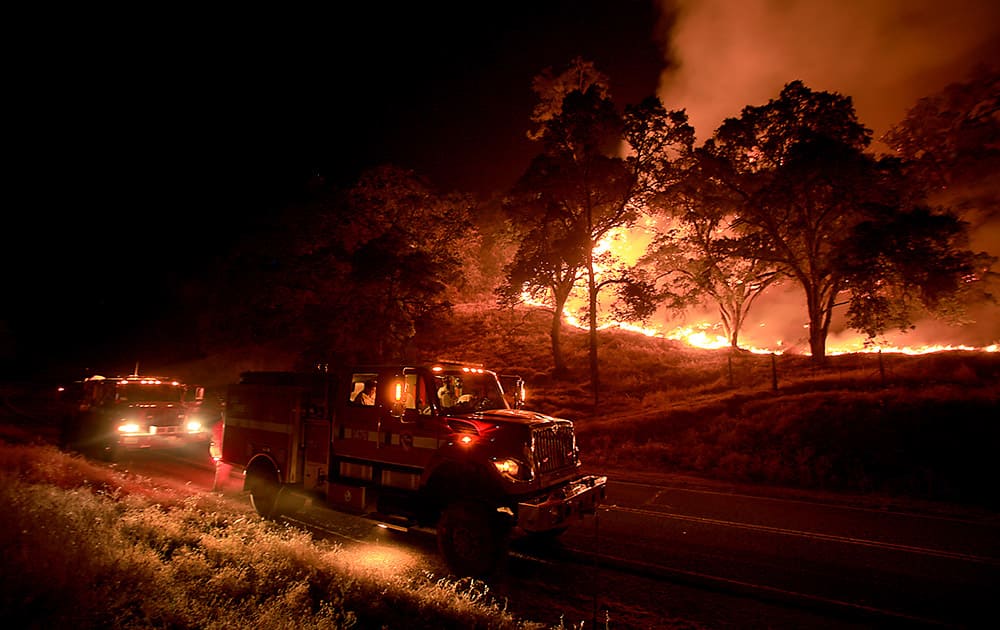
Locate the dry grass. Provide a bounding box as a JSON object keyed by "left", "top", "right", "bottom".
{"left": 0, "top": 443, "right": 554, "bottom": 629}
{"left": 417, "top": 305, "right": 1000, "bottom": 507}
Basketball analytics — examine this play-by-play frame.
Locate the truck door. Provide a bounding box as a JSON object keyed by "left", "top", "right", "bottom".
{"left": 332, "top": 368, "right": 441, "bottom": 491}
{"left": 370, "top": 367, "right": 441, "bottom": 491}
{"left": 333, "top": 371, "right": 382, "bottom": 484}
{"left": 300, "top": 377, "right": 332, "bottom": 494}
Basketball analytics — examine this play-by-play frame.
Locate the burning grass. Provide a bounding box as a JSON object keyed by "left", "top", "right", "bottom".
{"left": 0, "top": 443, "right": 553, "bottom": 629}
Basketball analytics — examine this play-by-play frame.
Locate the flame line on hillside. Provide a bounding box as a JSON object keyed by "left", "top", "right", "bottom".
{"left": 524, "top": 293, "right": 998, "bottom": 356}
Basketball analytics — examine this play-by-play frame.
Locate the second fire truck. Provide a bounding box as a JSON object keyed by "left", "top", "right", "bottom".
{"left": 60, "top": 374, "right": 209, "bottom": 461}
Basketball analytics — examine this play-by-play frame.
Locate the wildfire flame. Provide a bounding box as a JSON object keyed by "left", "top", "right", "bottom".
{"left": 521, "top": 226, "right": 999, "bottom": 356}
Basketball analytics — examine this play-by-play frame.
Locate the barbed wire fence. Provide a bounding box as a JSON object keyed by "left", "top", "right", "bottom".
{"left": 723, "top": 348, "right": 899, "bottom": 391}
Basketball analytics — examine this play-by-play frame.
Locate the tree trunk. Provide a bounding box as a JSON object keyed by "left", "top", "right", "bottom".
{"left": 588, "top": 262, "right": 599, "bottom": 407}
{"left": 724, "top": 305, "right": 742, "bottom": 349}
{"left": 806, "top": 289, "right": 828, "bottom": 365}
{"left": 551, "top": 291, "right": 569, "bottom": 377}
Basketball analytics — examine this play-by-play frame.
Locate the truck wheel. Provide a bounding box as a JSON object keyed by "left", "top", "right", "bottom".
{"left": 437, "top": 501, "right": 509, "bottom": 577}
{"left": 247, "top": 469, "right": 282, "bottom": 519}
{"left": 98, "top": 439, "right": 120, "bottom": 463}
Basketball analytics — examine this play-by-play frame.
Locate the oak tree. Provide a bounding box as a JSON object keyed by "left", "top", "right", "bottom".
{"left": 702, "top": 81, "right": 987, "bottom": 362}
{"left": 501, "top": 58, "right": 692, "bottom": 401}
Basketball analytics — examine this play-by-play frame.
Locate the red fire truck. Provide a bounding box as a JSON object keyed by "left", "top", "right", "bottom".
{"left": 59, "top": 374, "right": 209, "bottom": 461}
{"left": 220, "top": 362, "right": 607, "bottom": 576}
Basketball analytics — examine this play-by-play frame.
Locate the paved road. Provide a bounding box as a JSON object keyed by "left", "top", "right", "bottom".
{"left": 557, "top": 477, "right": 1000, "bottom": 627}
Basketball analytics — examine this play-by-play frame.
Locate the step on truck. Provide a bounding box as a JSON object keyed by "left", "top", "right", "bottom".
{"left": 220, "top": 362, "right": 607, "bottom": 576}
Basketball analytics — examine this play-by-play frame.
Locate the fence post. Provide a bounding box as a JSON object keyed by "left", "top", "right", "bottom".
{"left": 878, "top": 348, "right": 886, "bottom": 387}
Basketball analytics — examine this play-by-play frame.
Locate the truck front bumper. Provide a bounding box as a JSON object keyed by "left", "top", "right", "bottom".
{"left": 118, "top": 431, "right": 209, "bottom": 451}
{"left": 516, "top": 474, "right": 607, "bottom": 532}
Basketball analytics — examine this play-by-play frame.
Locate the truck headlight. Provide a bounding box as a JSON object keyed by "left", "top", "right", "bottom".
{"left": 493, "top": 457, "right": 533, "bottom": 482}
{"left": 186, "top": 419, "right": 203, "bottom": 433}
{"left": 117, "top": 422, "right": 141, "bottom": 434}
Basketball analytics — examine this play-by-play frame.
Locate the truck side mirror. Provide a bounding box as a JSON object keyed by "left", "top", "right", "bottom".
{"left": 500, "top": 374, "right": 526, "bottom": 409}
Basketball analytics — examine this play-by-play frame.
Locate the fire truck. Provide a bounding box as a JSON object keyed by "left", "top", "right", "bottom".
{"left": 220, "top": 362, "right": 607, "bottom": 576}
{"left": 59, "top": 374, "right": 209, "bottom": 461}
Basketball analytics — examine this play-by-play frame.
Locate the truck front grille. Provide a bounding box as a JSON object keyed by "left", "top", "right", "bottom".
{"left": 532, "top": 424, "right": 577, "bottom": 475}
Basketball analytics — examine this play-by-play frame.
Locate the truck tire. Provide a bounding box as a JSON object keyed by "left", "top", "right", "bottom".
{"left": 437, "top": 501, "right": 509, "bottom": 577}
{"left": 247, "top": 468, "right": 282, "bottom": 519}
{"left": 99, "top": 441, "right": 120, "bottom": 463}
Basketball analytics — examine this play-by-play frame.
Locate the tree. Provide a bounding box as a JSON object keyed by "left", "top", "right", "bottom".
{"left": 198, "top": 165, "right": 479, "bottom": 366}
{"left": 495, "top": 200, "right": 587, "bottom": 375}
{"left": 882, "top": 64, "right": 999, "bottom": 199}
{"left": 322, "top": 165, "right": 480, "bottom": 362}
{"left": 638, "top": 209, "right": 781, "bottom": 349}
{"left": 837, "top": 201, "right": 991, "bottom": 339}
{"left": 881, "top": 65, "right": 999, "bottom": 316}
{"left": 501, "top": 58, "right": 692, "bottom": 402}
{"left": 628, "top": 145, "right": 781, "bottom": 349}
{"left": 526, "top": 56, "right": 611, "bottom": 142}
{"left": 701, "top": 81, "right": 988, "bottom": 362}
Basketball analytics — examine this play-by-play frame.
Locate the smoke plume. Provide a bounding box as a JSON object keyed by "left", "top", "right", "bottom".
{"left": 647, "top": 0, "right": 1000, "bottom": 349}
{"left": 655, "top": 0, "right": 1000, "bottom": 145}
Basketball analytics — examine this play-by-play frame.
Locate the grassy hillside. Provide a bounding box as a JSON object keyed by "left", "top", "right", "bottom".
{"left": 411, "top": 305, "right": 1000, "bottom": 508}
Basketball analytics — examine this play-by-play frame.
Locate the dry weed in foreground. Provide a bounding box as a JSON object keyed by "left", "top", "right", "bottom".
{"left": 0, "top": 443, "right": 557, "bottom": 629}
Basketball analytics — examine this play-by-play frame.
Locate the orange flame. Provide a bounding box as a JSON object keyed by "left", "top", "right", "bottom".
{"left": 520, "top": 225, "right": 998, "bottom": 356}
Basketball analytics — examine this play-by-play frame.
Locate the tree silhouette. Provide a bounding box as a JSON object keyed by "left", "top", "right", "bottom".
{"left": 702, "top": 81, "right": 988, "bottom": 362}
{"left": 326, "top": 165, "right": 480, "bottom": 362}
{"left": 502, "top": 58, "right": 692, "bottom": 402}
{"left": 638, "top": 212, "right": 781, "bottom": 349}
{"left": 881, "top": 65, "right": 999, "bottom": 317}
{"left": 882, "top": 65, "right": 999, "bottom": 199}
{"left": 495, "top": 202, "right": 586, "bottom": 375}
{"left": 199, "top": 165, "right": 479, "bottom": 366}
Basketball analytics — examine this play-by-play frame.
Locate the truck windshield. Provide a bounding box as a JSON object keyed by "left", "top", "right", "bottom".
{"left": 434, "top": 370, "right": 508, "bottom": 413}
{"left": 117, "top": 384, "right": 185, "bottom": 403}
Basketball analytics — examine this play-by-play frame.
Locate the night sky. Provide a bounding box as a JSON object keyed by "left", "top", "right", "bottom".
{"left": 4, "top": 0, "right": 998, "bottom": 376}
